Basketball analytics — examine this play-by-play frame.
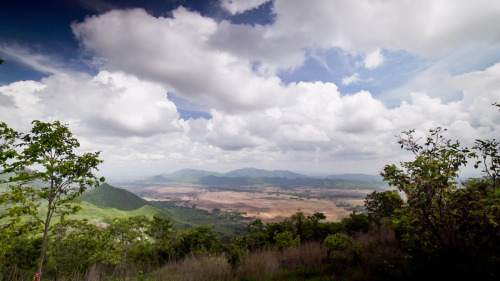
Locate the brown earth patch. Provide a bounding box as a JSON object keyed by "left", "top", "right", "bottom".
{"left": 141, "top": 185, "right": 370, "bottom": 222}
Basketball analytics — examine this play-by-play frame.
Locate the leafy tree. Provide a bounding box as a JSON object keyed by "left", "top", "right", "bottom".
{"left": 246, "top": 218, "right": 267, "bottom": 250}
{"left": 105, "top": 215, "right": 149, "bottom": 267}
{"left": 382, "top": 126, "right": 500, "bottom": 278}
{"left": 225, "top": 236, "right": 248, "bottom": 272}
{"left": 0, "top": 120, "right": 104, "bottom": 279}
{"left": 364, "top": 190, "right": 403, "bottom": 228}
{"left": 1, "top": 123, "right": 39, "bottom": 254}
{"left": 381, "top": 128, "right": 473, "bottom": 253}
{"left": 46, "top": 219, "right": 111, "bottom": 278}
{"left": 324, "top": 233, "right": 353, "bottom": 261}
{"left": 178, "top": 226, "right": 219, "bottom": 256}
{"left": 273, "top": 230, "right": 299, "bottom": 250}
{"left": 473, "top": 139, "right": 500, "bottom": 197}
{"left": 0, "top": 59, "right": 3, "bottom": 64}
{"left": 0, "top": 233, "right": 42, "bottom": 279}
{"left": 302, "top": 211, "right": 328, "bottom": 241}
{"left": 341, "top": 211, "right": 369, "bottom": 234}
{"left": 146, "top": 215, "right": 173, "bottom": 263}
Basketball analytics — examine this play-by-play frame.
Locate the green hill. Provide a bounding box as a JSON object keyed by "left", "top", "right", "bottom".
{"left": 78, "top": 183, "right": 248, "bottom": 235}
{"left": 79, "top": 183, "right": 150, "bottom": 211}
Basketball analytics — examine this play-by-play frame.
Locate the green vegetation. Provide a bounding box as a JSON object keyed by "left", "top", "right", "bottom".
{"left": 381, "top": 127, "right": 500, "bottom": 279}
{"left": 79, "top": 183, "right": 152, "bottom": 211}
{"left": 1, "top": 120, "right": 104, "bottom": 280}
{"left": 78, "top": 183, "right": 249, "bottom": 236}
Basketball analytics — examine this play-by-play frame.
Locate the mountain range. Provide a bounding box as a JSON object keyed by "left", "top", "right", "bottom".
{"left": 145, "top": 168, "right": 383, "bottom": 189}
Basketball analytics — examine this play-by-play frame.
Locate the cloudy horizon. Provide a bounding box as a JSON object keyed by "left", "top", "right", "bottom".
{"left": 1, "top": 0, "right": 500, "bottom": 178}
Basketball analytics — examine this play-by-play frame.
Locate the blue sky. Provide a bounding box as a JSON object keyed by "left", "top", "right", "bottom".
{"left": 1, "top": 0, "right": 500, "bottom": 177}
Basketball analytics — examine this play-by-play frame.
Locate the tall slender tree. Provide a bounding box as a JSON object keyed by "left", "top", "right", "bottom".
{"left": 2, "top": 120, "right": 104, "bottom": 280}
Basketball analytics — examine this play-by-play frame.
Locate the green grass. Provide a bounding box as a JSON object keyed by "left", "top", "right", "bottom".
{"left": 79, "top": 183, "right": 151, "bottom": 211}
{"left": 1, "top": 180, "right": 249, "bottom": 236}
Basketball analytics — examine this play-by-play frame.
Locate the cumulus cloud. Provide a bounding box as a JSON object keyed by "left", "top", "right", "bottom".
{"left": 0, "top": 71, "right": 181, "bottom": 138}
{"left": 220, "top": 0, "right": 271, "bottom": 15}
{"left": 1, "top": 63, "right": 499, "bottom": 176}
{"left": 3, "top": 1, "right": 500, "bottom": 177}
{"left": 72, "top": 8, "right": 287, "bottom": 112}
{"left": 71, "top": 2, "right": 500, "bottom": 112}
{"left": 212, "top": 0, "right": 500, "bottom": 73}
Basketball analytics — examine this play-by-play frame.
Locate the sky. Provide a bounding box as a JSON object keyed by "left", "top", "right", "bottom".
{"left": 1, "top": 0, "right": 500, "bottom": 178}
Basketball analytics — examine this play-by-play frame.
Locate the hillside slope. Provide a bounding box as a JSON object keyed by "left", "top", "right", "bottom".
{"left": 79, "top": 183, "right": 151, "bottom": 211}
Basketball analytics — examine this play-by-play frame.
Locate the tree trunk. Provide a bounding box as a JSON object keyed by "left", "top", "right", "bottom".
{"left": 34, "top": 209, "right": 52, "bottom": 281}
{"left": 121, "top": 248, "right": 127, "bottom": 267}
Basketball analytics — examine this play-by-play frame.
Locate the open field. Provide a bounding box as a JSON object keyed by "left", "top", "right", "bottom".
{"left": 135, "top": 184, "right": 375, "bottom": 222}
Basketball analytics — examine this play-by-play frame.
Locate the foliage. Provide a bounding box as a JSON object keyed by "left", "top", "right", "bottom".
{"left": 0, "top": 120, "right": 105, "bottom": 278}
{"left": 324, "top": 233, "right": 353, "bottom": 262}
{"left": 79, "top": 183, "right": 151, "bottom": 211}
{"left": 324, "top": 233, "right": 353, "bottom": 251}
{"left": 45, "top": 219, "right": 112, "bottom": 278}
{"left": 178, "top": 225, "right": 219, "bottom": 256}
{"left": 0, "top": 234, "right": 42, "bottom": 280}
{"left": 342, "top": 211, "right": 369, "bottom": 234}
{"left": 364, "top": 190, "right": 403, "bottom": 227}
{"left": 274, "top": 230, "right": 300, "bottom": 250}
{"left": 105, "top": 215, "right": 150, "bottom": 267}
{"left": 145, "top": 215, "right": 174, "bottom": 264}
{"left": 382, "top": 126, "right": 500, "bottom": 279}
{"left": 225, "top": 236, "right": 248, "bottom": 271}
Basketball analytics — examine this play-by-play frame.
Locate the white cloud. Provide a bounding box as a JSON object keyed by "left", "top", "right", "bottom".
{"left": 0, "top": 45, "right": 62, "bottom": 75}
{"left": 220, "top": 0, "right": 271, "bottom": 15}
{"left": 211, "top": 0, "right": 500, "bottom": 73}
{"left": 3, "top": 1, "right": 500, "bottom": 177}
{"left": 272, "top": 0, "right": 500, "bottom": 55}
{"left": 364, "top": 49, "right": 384, "bottom": 69}
{"left": 72, "top": 8, "right": 287, "bottom": 112}
{"left": 0, "top": 71, "right": 181, "bottom": 138}
{"left": 342, "top": 73, "right": 360, "bottom": 86}
{"left": 1, "top": 63, "right": 499, "bottom": 176}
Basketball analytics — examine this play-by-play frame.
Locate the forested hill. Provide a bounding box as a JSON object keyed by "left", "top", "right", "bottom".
{"left": 79, "top": 183, "right": 152, "bottom": 211}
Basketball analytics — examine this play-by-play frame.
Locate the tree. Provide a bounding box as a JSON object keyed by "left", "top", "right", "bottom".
{"left": 178, "top": 226, "right": 218, "bottom": 256}
{"left": 381, "top": 126, "right": 500, "bottom": 278}
{"left": 146, "top": 215, "right": 173, "bottom": 263}
{"left": 364, "top": 190, "right": 403, "bottom": 228}
{"left": 323, "top": 233, "right": 353, "bottom": 262}
{"left": 46, "top": 219, "right": 111, "bottom": 277}
{"left": 246, "top": 219, "right": 267, "bottom": 250}
{"left": 341, "top": 211, "right": 369, "bottom": 234}
{"left": 0, "top": 59, "right": 3, "bottom": 64}
{"left": 0, "top": 120, "right": 104, "bottom": 280}
{"left": 1, "top": 122, "right": 39, "bottom": 253}
{"left": 381, "top": 128, "right": 472, "bottom": 253}
{"left": 273, "top": 230, "right": 299, "bottom": 250}
{"left": 105, "top": 216, "right": 149, "bottom": 267}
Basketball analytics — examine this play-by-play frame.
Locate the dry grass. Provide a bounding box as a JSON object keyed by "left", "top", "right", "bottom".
{"left": 2, "top": 234, "right": 407, "bottom": 281}
{"left": 148, "top": 254, "right": 231, "bottom": 281}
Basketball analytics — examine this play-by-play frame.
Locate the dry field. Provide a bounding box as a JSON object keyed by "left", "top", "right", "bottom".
{"left": 141, "top": 184, "right": 373, "bottom": 222}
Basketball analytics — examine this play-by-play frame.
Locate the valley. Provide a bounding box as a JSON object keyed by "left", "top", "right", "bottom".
{"left": 110, "top": 168, "right": 385, "bottom": 223}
